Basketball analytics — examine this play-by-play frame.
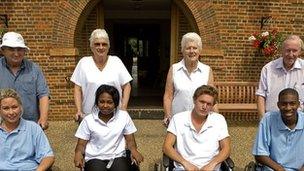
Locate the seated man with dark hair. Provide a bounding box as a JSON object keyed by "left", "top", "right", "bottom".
{"left": 252, "top": 88, "right": 304, "bottom": 171}
{"left": 163, "top": 85, "right": 231, "bottom": 171}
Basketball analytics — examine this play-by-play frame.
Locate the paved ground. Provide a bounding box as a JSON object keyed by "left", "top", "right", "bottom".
{"left": 46, "top": 120, "right": 258, "bottom": 171}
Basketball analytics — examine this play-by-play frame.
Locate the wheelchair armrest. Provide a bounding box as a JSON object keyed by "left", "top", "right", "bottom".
{"left": 224, "top": 157, "right": 235, "bottom": 168}
{"left": 163, "top": 154, "right": 234, "bottom": 171}
{"left": 244, "top": 161, "right": 258, "bottom": 171}
{"left": 221, "top": 156, "right": 235, "bottom": 171}
{"left": 126, "top": 149, "right": 140, "bottom": 171}
{"left": 163, "top": 154, "right": 170, "bottom": 168}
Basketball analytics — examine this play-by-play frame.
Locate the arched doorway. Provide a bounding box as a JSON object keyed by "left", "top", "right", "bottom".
{"left": 104, "top": 0, "right": 172, "bottom": 107}
{"left": 74, "top": 0, "right": 198, "bottom": 108}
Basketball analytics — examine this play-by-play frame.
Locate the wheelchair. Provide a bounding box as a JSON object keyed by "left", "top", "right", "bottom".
{"left": 80, "top": 149, "right": 140, "bottom": 171}
{"left": 126, "top": 149, "right": 140, "bottom": 171}
{"left": 162, "top": 154, "right": 235, "bottom": 171}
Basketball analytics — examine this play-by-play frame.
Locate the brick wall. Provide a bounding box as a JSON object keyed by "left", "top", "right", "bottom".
{"left": 209, "top": 0, "right": 304, "bottom": 81}
{"left": 177, "top": 9, "right": 195, "bottom": 61}
{"left": 48, "top": 48, "right": 78, "bottom": 121}
{"left": 75, "top": 6, "right": 98, "bottom": 59}
{"left": 1, "top": 0, "right": 304, "bottom": 120}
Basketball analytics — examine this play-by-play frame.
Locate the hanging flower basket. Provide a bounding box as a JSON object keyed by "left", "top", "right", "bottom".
{"left": 248, "top": 29, "right": 284, "bottom": 58}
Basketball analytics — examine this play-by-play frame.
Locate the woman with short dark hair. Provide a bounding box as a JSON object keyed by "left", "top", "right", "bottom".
{"left": 74, "top": 84, "right": 143, "bottom": 171}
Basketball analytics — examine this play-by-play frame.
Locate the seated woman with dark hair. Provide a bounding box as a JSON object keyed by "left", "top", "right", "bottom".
{"left": 74, "top": 84, "right": 143, "bottom": 171}
{"left": 0, "top": 88, "right": 54, "bottom": 170}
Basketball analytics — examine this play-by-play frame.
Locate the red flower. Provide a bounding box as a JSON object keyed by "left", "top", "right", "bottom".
{"left": 253, "top": 40, "right": 260, "bottom": 48}
{"left": 248, "top": 29, "right": 284, "bottom": 57}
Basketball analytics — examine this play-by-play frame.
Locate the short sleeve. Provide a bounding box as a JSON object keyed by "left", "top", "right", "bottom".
{"left": 123, "top": 112, "right": 137, "bottom": 135}
{"left": 252, "top": 118, "right": 270, "bottom": 156}
{"left": 256, "top": 66, "right": 267, "bottom": 97}
{"left": 167, "top": 116, "right": 177, "bottom": 135}
{"left": 71, "top": 58, "right": 85, "bottom": 87}
{"left": 34, "top": 64, "right": 49, "bottom": 99}
{"left": 217, "top": 116, "right": 229, "bottom": 140}
{"left": 75, "top": 118, "right": 91, "bottom": 140}
{"left": 34, "top": 126, "right": 54, "bottom": 163}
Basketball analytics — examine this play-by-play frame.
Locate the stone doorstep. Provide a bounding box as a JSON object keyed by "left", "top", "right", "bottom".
{"left": 128, "top": 107, "right": 259, "bottom": 122}
{"left": 128, "top": 108, "right": 164, "bottom": 120}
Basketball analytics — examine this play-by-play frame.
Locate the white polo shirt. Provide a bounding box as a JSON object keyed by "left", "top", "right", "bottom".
{"left": 167, "top": 111, "right": 229, "bottom": 170}
{"left": 70, "top": 56, "right": 132, "bottom": 115}
{"left": 75, "top": 110, "right": 137, "bottom": 161}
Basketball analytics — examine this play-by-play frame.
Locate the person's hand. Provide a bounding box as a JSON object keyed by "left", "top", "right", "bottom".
{"left": 74, "top": 111, "right": 84, "bottom": 123}
{"left": 182, "top": 161, "right": 199, "bottom": 171}
{"left": 131, "top": 150, "right": 144, "bottom": 166}
{"left": 74, "top": 152, "right": 84, "bottom": 170}
{"left": 199, "top": 162, "right": 217, "bottom": 171}
{"left": 275, "top": 165, "right": 286, "bottom": 171}
{"left": 38, "top": 117, "right": 49, "bottom": 130}
{"left": 163, "top": 114, "right": 171, "bottom": 127}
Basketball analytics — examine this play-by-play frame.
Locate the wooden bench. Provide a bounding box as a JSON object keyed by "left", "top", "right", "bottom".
{"left": 129, "top": 82, "right": 259, "bottom": 121}
{"left": 214, "top": 82, "right": 259, "bottom": 121}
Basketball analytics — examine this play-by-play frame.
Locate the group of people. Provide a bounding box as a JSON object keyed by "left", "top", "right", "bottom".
{"left": 0, "top": 28, "right": 303, "bottom": 171}
{"left": 253, "top": 34, "right": 304, "bottom": 171}
{"left": 0, "top": 32, "right": 53, "bottom": 170}
{"left": 163, "top": 33, "right": 304, "bottom": 170}
{"left": 0, "top": 29, "right": 139, "bottom": 170}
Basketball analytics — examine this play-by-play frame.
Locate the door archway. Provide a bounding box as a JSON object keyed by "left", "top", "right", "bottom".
{"left": 73, "top": 0, "right": 200, "bottom": 107}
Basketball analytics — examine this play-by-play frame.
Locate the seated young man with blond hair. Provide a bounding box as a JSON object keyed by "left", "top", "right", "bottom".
{"left": 163, "top": 85, "right": 231, "bottom": 171}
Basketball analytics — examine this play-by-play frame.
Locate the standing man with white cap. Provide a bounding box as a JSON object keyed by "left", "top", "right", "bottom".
{"left": 0, "top": 32, "right": 50, "bottom": 130}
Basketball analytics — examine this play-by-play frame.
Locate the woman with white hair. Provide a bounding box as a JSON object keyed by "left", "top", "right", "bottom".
{"left": 163, "top": 32, "right": 215, "bottom": 126}
{"left": 71, "top": 29, "right": 132, "bottom": 121}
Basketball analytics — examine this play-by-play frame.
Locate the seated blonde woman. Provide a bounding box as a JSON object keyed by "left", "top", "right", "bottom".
{"left": 0, "top": 88, "right": 54, "bottom": 170}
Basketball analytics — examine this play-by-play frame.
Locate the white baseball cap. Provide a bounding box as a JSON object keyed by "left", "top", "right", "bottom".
{"left": 0, "top": 32, "right": 29, "bottom": 50}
